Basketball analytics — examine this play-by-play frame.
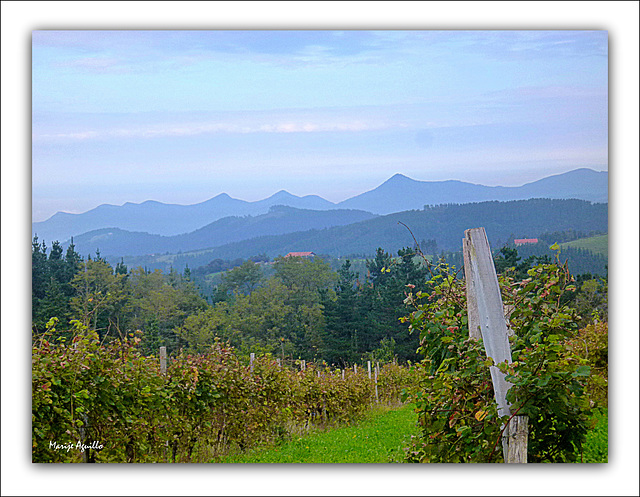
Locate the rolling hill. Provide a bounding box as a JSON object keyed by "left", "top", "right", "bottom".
{"left": 70, "top": 205, "right": 378, "bottom": 258}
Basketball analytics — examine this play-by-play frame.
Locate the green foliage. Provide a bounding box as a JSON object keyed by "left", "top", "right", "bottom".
{"left": 566, "top": 322, "right": 608, "bottom": 408}
{"left": 32, "top": 236, "right": 83, "bottom": 333}
{"left": 220, "top": 260, "right": 263, "bottom": 295}
{"left": 582, "top": 408, "right": 608, "bottom": 463}
{"left": 401, "top": 255, "right": 601, "bottom": 463}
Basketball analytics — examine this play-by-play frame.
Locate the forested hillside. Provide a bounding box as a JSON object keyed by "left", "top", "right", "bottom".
{"left": 69, "top": 206, "right": 377, "bottom": 258}
{"left": 117, "top": 198, "right": 607, "bottom": 273}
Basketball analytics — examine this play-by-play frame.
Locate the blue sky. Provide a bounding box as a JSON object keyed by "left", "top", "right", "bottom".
{"left": 31, "top": 30, "right": 608, "bottom": 222}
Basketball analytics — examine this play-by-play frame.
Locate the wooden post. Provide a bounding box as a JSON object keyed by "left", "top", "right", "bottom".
{"left": 301, "top": 360, "right": 306, "bottom": 372}
{"left": 342, "top": 369, "right": 345, "bottom": 380}
{"left": 367, "top": 361, "right": 372, "bottom": 379}
{"left": 250, "top": 353, "right": 255, "bottom": 372}
{"left": 463, "top": 228, "right": 513, "bottom": 418}
{"left": 463, "top": 238, "right": 481, "bottom": 341}
{"left": 354, "top": 364, "right": 357, "bottom": 374}
{"left": 374, "top": 367, "right": 379, "bottom": 404}
{"left": 505, "top": 416, "right": 529, "bottom": 463}
{"left": 276, "top": 358, "right": 281, "bottom": 369}
{"left": 463, "top": 227, "right": 528, "bottom": 463}
{"left": 159, "top": 346, "right": 167, "bottom": 375}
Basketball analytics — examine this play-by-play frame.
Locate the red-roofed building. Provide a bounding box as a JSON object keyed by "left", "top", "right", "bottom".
{"left": 284, "top": 251, "right": 316, "bottom": 258}
{"left": 514, "top": 238, "right": 539, "bottom": 246}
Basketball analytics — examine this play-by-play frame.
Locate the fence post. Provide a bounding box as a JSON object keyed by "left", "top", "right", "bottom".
{"left": 374, "top": 367, "right": 379, "bottom": 404}
{"left": 160, "top": 346, "right": 167, "bottom": 375}
{"left": 367, "top": 361, "right": 372, "bottom": 379}
{"left": 354, "top": 364, "right": 357, "bottom": 374}
{"left": 463, "top": 237, "right": 481, "bottom": 341}
{"left": 342, "top": 369, "right": 345, "bottom": 380}
{"left": 505, "top": 416, "right": 529, "bottom": 463}
{"left": 276, "top": 358, "right": 281, "bottom": 369}
{"left": 250, "top": 353, "right": 255, "bottom": 372}
{"left": 301, "top": 360, "right": 306, "bottom": 372}
{"left": 463, "top": 227, "right": 528, "bottom": 463}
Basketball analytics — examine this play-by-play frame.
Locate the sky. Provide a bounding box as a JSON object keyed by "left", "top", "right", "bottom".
{"left": 31, "top": 29, "right": 608, "bottom": 222}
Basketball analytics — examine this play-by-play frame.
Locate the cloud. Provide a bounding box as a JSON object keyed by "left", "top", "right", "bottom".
{"left": 32, "top": 109, "right": 408, "bottom": 142}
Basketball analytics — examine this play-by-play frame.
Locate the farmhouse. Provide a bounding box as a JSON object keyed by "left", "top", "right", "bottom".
{"left": 284, "top": 251, "right": 316, "bottom": 258}
{"left": 514, "top": 238, "right": 539, "bottom": 246}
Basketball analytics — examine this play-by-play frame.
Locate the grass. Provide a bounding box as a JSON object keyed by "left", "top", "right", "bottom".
{"left": 211, "top": 403, "right": 607, "bottom": 464}
{"left": 213, "top": 403, "right": 420, "bottom": 463}
{"left": 560, "top": 234, "right": 608, "bottom": 258}
{"left": 581, "top": 408, "right": 608, "bottom": 463}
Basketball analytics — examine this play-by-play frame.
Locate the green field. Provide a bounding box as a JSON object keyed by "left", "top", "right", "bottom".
{"left": 561, "top": 234, "right": 608, "bottom": 257}
{"left": 213, "top": 403, "right": 420, "bottom": 463}
{"left": 212, "top": 402, "right": 607, "bottom": 464}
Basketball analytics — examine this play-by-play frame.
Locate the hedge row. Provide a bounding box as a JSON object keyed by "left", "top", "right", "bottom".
{"left": 33, "top": 321, "right": 416, "bottom": 463}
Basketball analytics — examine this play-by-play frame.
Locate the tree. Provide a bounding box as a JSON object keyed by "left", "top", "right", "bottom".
{"left": 127, "top": 267, "right": 207, "bottom": 353}
{"left": 359, "top": 247, "right": 428, "bottom": 362}
{"left": 221, "top": 260, "right": 263, "bottom": 295}
{"left": 321, "top": 260, "right": 362, "bottom": 366}
{"left": 70, "top": 259, "right": 130, "bottom": 340}
{"left": 273, "top": 255, "right": 337, "bottom": 293}
{"left": 32, "top": 237, "right": 83, "bottom": 334}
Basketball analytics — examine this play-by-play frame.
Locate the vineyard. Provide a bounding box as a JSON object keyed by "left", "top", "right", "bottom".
{"left": 32, "top": 320, "right": 417, "bottom": 463}
{"left": 31, "top": 232, "right": 609, "bottom": 464}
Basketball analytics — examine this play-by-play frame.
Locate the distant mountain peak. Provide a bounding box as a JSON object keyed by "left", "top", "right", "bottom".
{"left": 387, "top": 173, "right": 413, "bottom": 182}
{"left": 270, "top": 190, "right": 296, "bottom": 199}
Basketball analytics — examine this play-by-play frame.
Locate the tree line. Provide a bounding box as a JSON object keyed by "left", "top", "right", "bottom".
{"left": 32, "top": 233, "right": 607, "bottom": 365}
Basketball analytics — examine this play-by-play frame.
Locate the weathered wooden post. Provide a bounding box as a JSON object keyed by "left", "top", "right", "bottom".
{"left": 374, "top": 366, "right": 379, "bottom": 404}
{"left": 353, "top": 364, "right": 357, "bottom": 374}
{"left": 160, "top": 346, "right": 167, "bottom": 375}
{"left": 463, "top": 227, "right": 528, "bottom": 463}
{"left": 342, "top": 369, "right": 345, "bottom": 380}
{"left": 250, "top": 353, "right": 255, "bottom": 372}
{"left": 505, "top": 416, "right": 528, "bottom": 463}
{"left": 367, "top": 361, "right": 372, "bottom": 379}
{"left": 301, "top": 360, "right": 306, "bottom": 372}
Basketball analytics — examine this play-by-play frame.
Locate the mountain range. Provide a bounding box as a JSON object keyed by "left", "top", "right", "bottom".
{"left": 32, "top": 168, "right": 608, "bottom": 249}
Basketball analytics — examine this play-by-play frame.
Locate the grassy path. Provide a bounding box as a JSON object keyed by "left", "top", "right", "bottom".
{"left": 214, "top": 403, "right": 419, "bottom": 463}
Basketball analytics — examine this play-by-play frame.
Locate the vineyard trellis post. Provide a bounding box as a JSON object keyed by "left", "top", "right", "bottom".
{"left": 159, "top": 346, "right": 167, "bottom": 374}
{"left": 463, "top": 227, "right": 528, "bottom": 463}
{"left": 374, "top": 366, "right": 379, "bottom": 404}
